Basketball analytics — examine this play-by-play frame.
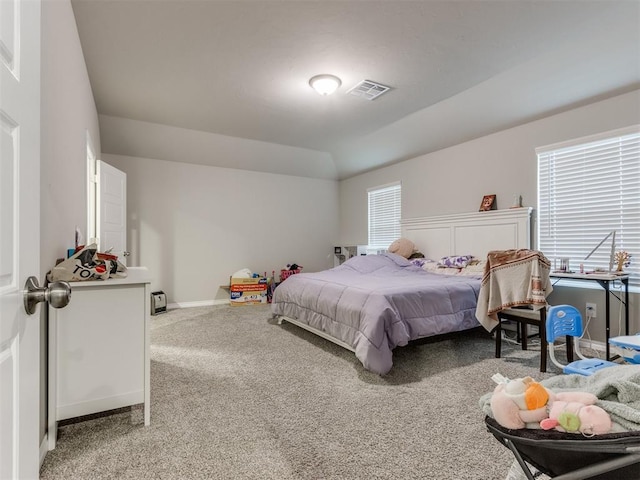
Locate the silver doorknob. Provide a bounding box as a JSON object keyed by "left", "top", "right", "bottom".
{"left": 123, "top": 251, "right": 130, "bottom": 257}
{"left": 23, "top": 276, "right": 71, "bottom": 315}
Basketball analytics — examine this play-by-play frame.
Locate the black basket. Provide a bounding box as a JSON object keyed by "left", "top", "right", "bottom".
{"left": 485, "top": 416, "right": 640, "bottom": 479}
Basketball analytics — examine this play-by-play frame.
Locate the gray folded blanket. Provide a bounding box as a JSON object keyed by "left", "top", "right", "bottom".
{"left": 479, "top": 365, "right": 640, "bottom": 432}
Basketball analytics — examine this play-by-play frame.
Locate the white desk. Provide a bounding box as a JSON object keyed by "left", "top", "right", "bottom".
{"left": 550, "top": 272, "right": 629, "bottom": 360}
{"left": 48, "top": 267, "right": 151, "bottom": 450}
{"left": 609, "top": 335, "right": 640, "bottom": 364}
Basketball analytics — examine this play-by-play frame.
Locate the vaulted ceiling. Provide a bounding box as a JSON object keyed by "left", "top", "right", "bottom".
{"left": 71, "top": 0, "right": 640, "bottom": 179}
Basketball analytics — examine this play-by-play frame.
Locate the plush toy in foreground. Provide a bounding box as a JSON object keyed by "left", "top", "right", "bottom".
{"left": 489, "top": 374, "right": 612, "bottom": 435}
{"left": 490, "top": 374, "right": 551, "bottom": 429}
{"left": 540, "top": 400, "right": 612, "bottom": 435}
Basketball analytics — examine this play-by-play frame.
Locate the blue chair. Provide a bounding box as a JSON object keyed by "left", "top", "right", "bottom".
{"left": 546, "top": 304, "right": 618, "bottom": 375}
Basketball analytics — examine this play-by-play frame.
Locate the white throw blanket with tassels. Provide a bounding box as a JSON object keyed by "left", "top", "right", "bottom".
{"left": 475, "top": 249, "right": 553, "bottom": 332}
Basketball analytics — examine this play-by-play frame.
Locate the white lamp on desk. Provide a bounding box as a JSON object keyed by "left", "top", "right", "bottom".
{"left": 584, "top": 230, "right": 616, "bottom": 273}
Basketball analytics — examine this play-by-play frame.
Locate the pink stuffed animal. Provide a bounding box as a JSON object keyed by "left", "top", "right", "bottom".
{"left": 540, "top": 399, "right": 612, "bottom": 435}
{"left": 489, "top": 374, "right": 612, "bottom": 435}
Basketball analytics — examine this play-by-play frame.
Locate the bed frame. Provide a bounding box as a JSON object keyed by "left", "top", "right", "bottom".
{"left": 276, "top": 207, "right": 533, "bottom": 354}
{"left": 400, "top": 207, "right": 533, "bottom": 259}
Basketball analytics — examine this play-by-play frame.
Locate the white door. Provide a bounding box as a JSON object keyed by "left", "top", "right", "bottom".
{"left": 97, "top": 160, "right": 127, "bottom": 265}
{"left": 0, "top": 0, "right": 42, "bottom": 478}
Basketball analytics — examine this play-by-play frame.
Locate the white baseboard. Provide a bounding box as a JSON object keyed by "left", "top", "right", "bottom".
{"left": 501, "top": 329, "right": 609, "bottom": 355}
{"left": 167, "top": 299, "right": 229, "bottom": 309}
{"left": 167, "top": 298, "right": 277, "bottom": 310}
{"left": 40, "top": 434, "right": 48, "bottom": 465}
{"left": 578, "top": 338, "right": 607, "bottom": 353}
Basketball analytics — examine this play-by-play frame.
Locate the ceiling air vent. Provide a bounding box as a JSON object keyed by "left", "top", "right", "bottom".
{"left": 347, "top": 80, "right": 391, "bottom": 100}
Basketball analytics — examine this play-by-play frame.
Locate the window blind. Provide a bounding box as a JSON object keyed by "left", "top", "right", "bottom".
{"left": 537, "top": 126, "right": 640, "bottom": 288}
{"left": 368, "top": 182, "right": 401, "bottom": 249}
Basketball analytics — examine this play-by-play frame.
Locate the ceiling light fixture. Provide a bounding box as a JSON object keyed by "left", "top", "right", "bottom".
{"left": 309, "top": 74, "right": 342, "bottom": 96}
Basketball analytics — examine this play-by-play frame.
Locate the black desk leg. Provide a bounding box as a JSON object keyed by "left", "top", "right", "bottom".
{"left": 624, "top": 278, "right": 629, "bottom": 336}
{"left": 605, "top": 280, "right": 611, "bottom": 361}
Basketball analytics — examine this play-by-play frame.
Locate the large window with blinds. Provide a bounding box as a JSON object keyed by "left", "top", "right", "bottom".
{"left": 537, "top": 126, "right": 640, "bottom": 288}
{"left": 368, "top": 182, "right": 401, "bottom": 250}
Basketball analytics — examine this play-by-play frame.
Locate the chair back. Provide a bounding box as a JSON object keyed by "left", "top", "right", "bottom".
{"left": 546, "top": 305, "right": 584, "bottom": 342}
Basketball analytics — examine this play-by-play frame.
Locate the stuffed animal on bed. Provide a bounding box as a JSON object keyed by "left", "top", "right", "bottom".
{"left": 540, "top": 399, "right": 612, "bottom": 435}
{"left": 388, "top": 238, "right": 417, "bottom": 259}
{"left": 489, "top": 374, "right": 612, "bottom": 434}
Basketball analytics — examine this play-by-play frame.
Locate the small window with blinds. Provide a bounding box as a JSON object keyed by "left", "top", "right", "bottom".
{"left": 368, "top": 182, "right": 401, "bottom": 250}
{"left": 537, "top": 126, "right": 640, "bottom": 288}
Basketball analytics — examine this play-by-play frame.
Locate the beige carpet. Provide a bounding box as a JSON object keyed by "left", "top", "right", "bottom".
{"left": 40, "top": 304, "right": 557, "bottom": 479}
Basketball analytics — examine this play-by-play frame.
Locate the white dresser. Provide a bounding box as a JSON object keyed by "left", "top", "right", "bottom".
{"left": 48, "top": 267, "right": 151, "bottom": 449}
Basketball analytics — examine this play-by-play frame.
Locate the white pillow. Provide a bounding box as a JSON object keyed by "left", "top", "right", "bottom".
{"left": 422, "top": 261, "right": 461, "bottom": 275}
{"left": 421, "top": 259, "right": 487, "bottom": 277}
{"left": 457, "top": 261, "right": 486, "bottom": 277}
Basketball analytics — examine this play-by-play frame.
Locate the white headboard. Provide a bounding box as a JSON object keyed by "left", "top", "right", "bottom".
{"left": 400, "top": 207, "right": 533, "bottom": 260}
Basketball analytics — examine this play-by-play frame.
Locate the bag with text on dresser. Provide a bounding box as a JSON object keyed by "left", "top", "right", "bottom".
{"left": 95, "top": 250, "right": 128, "bottom": 279}
{"left": 47, "top": 243, "right": 127, "bottom": 282}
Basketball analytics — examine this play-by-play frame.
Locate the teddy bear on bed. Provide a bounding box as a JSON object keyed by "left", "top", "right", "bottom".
{"left": 388, "top": 238, "right": 418, "bottom": 259}
{"left": 489, "top": 374, "right": 612, "bottom": 435}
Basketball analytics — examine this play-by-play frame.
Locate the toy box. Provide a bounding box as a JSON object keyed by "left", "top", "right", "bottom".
{"left": 229, "top": 277, "right": 268, "bottom": 305}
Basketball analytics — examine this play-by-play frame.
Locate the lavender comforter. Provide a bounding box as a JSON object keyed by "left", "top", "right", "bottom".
{"left": 271, "top": 253, "right": 481, "bottom": 374}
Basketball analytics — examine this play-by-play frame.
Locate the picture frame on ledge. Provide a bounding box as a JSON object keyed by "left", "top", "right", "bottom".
{"left": 479, "top": 194, "right": 496, "bottom": 212}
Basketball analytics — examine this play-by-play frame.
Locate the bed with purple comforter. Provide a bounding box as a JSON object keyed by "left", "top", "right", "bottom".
{"left": 271, "top": 252, "right": 481, "bottom": 374}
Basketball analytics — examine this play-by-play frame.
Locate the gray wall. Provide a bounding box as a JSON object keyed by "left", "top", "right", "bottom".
{"left": 40, "top": 0, "right": 101, "bottom": 446}
{"left": 103, "top": 153, "right": 339, "bottom": 305}
{"left": 38, "top": 0, "right": 338, "bottom": 451}
{"left": 339, "top": 89, "right": 640, "bottom": 341}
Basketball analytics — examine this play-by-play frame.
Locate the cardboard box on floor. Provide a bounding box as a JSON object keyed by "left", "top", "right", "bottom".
{"left": 229, "top": 277, "right": 268, "bottom": 305}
